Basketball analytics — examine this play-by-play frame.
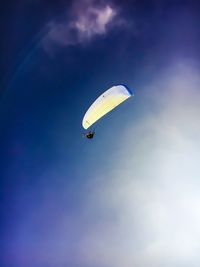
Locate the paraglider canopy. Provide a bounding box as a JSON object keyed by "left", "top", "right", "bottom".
{"left": 82, "top": 84, "right": 133, "bottom": 129}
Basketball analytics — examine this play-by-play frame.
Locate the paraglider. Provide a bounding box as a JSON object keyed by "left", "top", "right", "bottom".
{"left": 82, "top": 84, "right": 133, "bottom": 138}
{"left": 83, "top": 130, "right": 95, "bottom": 139}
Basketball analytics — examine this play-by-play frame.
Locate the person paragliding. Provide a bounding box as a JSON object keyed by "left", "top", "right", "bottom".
{"left": 82, "top": 84, "right": 133, "bottom": 139}
{"left": 84, "top": 130, "right": 95, "bottom": 139}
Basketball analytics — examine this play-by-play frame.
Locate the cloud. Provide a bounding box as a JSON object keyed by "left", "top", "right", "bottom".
{"left": 75, "top": 5, "right": 116, "bottom": 37}
{"left": 42, "top": 0, "right": 120, "bottom": 52}
{"left": 75, "top": 61, "right": 200, "bottom": 267}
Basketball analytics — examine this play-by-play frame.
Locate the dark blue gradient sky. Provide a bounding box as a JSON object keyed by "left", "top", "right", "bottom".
{"left": 1, "top": 1, "right": 200, "bottom": 267}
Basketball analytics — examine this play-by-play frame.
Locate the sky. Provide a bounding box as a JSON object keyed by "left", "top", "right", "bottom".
{"left": 1, "top": 1, "right": 200, "bottom": 267}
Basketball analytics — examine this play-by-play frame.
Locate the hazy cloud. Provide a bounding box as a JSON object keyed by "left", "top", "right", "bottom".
{"left": 75, "top": 61, "right": 200, "bottom": 267}
{"left": 42, "top": 0, "right": 122, "bottom": 52}
{"left": 75, "top": 5, "right": 116, "bottom": 37}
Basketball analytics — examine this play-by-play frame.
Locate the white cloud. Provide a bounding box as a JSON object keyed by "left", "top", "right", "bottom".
{"left": 75, "top": 5, "right": 116, "bottom": 37}
{"left": 76, "top": 61, "right": 200, "bottom": 267}
{"left": 42, "top": 1, "right": 119, "bottom": 52}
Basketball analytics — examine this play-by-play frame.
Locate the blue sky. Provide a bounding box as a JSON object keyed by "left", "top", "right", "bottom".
{"left": 1, "top": 1, "right": 200, "bottom": 267}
